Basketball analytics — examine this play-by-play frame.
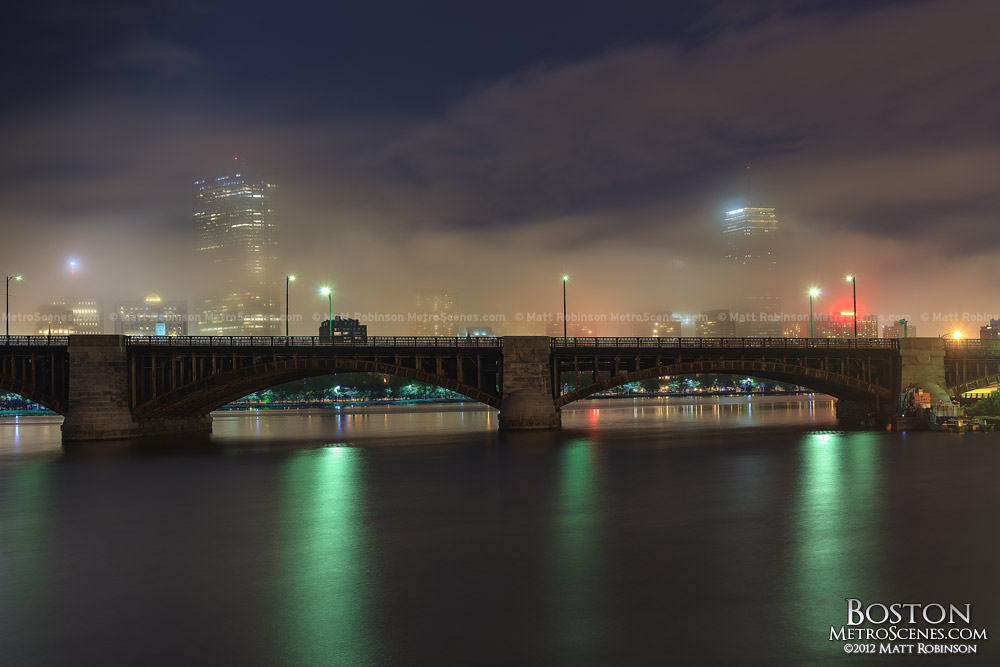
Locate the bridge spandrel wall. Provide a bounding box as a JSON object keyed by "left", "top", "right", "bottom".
{"left": 899, "top": 337, "right": 951, "bottom": 403}
{"left": 498, "top": 336, "right": 561, "bottom": 430}
{"left": 62, "top": 335, "right": 210, "bottom": 442}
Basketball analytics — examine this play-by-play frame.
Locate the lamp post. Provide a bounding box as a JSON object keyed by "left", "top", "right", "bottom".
{"left": 808, "top": 288, "right": 820, "bottom": 338}
{"left": 285, "top": 275, "right": 295, "bottom": 338}
{"left": 846, "top": 275, "right": 857, "bottom": 338}
{"left": 320, "top": 287, "right": 333, "bottom": 343}
{"left": 5, "top": 274, "right": 22, "bottom": 341}
{"left": 562, "top": 275, "right": 569, "bottom": 341}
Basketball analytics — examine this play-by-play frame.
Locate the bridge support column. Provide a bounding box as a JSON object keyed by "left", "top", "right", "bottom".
{"left": 499, "top": 336, "right": 561, "bottom": 430}
{"left": 899, "top": 338, "right": 952, "bottom": 404}
{"left": 62, "top": 335, "right": 212, "bottom": 442}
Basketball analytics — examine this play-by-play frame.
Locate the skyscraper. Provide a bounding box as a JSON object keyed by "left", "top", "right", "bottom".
{"left": 193, "top": 168, "right": 279, "bottom": 335}
{"left": 723, "top": 206, "right": 781, "bottom": 337}
{"left": 724, "top": 207, "right": 778, "bottom": 269}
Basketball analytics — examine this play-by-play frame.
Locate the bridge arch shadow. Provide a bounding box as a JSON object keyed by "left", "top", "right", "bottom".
{"left": 949, "top": 375, "right": 1000, "bottom": 398}
{"left": 132, "top": 358, "right": 501, "bottom": 419}
{"left": 0, "top": 379, "right": 65, "bottom": 415}
{"left": 554, "top": 360, "right": 893, "bottom": 408}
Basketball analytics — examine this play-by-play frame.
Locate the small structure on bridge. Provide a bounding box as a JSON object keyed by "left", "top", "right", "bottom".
{"left": 318, "top": 316, "right": 368, "bottom": 342}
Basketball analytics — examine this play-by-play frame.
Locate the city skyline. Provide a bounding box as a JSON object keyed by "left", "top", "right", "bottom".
{"left": 3, "top": 1, "right": 999, "bottom": 337}
{"left": 2, "top": 5, "right": 998, "bottom": 666}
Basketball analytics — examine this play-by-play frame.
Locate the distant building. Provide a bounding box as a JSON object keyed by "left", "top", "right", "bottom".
{"left": 883, "top": 321, "right": 916, "bottom": 338}
{"left": 736, "top": 295, "right": 782, "bottom": 338}
{"left": 723, "top": 205, "right": 781, "bottom": 337}
{"left": 114, "top": 294, "right": 188, "bottom": 336}
{"left": 319, "top": 316, "right": 368, "bottom": 341}
{"left": 34, "top": 301, "right": 102, "bottom": 335}
{"left": 979, "top": 319, "right": 1000, "bottom": 340}
{"left": 782, "top": 321, "right": 806, "bottom": 338}
{"left": 724, "top": 207, "right": 778, "bottom": 270}
{"left": 629, "top": 311, "right": 681, "bottom": 338}
{"left": 409, "top": 291, "right": 458, "bottom": 336}
{"left": 546, "top": 320, "right": 596, "bottom": 338}
{"left": 35, "top": 304, "right": 74, "bottom": 335}
{"left": 814, "top": 314, "right": 878, "bottom": 338}
{"left": 698, "top": 309, "right": 737, "bottom": 337}
{"left": 194, "top": 168, "right": 280, "bottom": 335}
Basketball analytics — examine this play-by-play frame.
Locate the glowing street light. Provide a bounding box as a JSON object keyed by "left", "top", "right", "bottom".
{"left": 846, "top": 275, "right": 857, "bottom": 338}
{"left": 808, "top": 288, "right": 821, "bottom": 338}
{"left": 285, "top": 274, "right": 296, "bottom": 338}
{"left": 319, "top": 287, "right": 333, "bottom": 342}
{"left": 5, "top": 274, "right": 22, "bottom": 340}
{"left": 562, "top": 275, "right": 569, "bottom": 341}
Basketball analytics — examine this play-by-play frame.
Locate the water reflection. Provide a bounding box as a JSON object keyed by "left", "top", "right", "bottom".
{"left": 0, "top": 462, "right": 52, "bottom": 660}
{"left": 547, "top": 438, "right": 604, "bottom": 655}
{"left": 278, "top": 447, "right": 378, "bottom": 666}
{"left": 566, "top": 397, "right": 836, "bottom": 432}
{"left": 792, "top": 432, "right": 881, "bottom": 652}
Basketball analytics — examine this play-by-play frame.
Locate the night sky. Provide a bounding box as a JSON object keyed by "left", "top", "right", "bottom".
{"left": 2, "top": 0, "right": 999, "bottom": 335}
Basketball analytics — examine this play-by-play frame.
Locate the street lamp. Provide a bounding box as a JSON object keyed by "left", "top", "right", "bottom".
{"left": 808, "top": 288, "right": 821, "bottom": 338}
{"left": 5, "top": 274, "right": 22, "bottom": 341}
{"left": 846, "top": 275, "right": 857, "bottom": 338}
{"left": 562, "top": 275, "right": 569, "bottom": 341}
{"left": 285, "top": 275, "right": 296, "bottom": 338}
{"left": 320, "top": 287, "right": 333, "bottom": 343}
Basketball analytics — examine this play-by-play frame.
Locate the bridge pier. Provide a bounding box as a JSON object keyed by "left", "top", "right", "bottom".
{"left": 61, "top": 335, "right": 212, "bottom": 442}
{"left": 899, "top": 338, "right": 952, "bottom": 404}
{"left": 498, "top": 336, "right": 561, "bottom": 430}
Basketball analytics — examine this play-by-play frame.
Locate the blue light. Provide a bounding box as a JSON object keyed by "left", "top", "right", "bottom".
{"left": 727, "top": 208, "right": 744, "bottom": 215}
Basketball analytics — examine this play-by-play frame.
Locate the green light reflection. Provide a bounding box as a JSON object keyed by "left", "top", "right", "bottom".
{"left": 0, "top": 464, "right": 52, "bottom": 648}
{"left": 277, "top": 447, "right": 377, "bottom": 666}
{"left": 792, "top": 432, "right": 881, "bottom": 646}
{"left": 547, "top": 438, "right": 604, "bottom": 652}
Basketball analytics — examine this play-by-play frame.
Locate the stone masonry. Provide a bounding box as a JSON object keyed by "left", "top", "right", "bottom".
{"left": 61, "top": 335, "right": 211, "bottom": 442}
{"left": 498, "top": 336, "right": 561, "bottom": 429}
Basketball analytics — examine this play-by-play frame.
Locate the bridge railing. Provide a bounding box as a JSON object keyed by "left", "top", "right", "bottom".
{"left": 550, "top": 336, "right": 900, "bottom": 349}
{"left": 944, "top": 339, "right": 1000, "bottom": 355}
{"left": 1, "top": 335, "right": 70, "bottom": 346}
{"left": 125, "top": 335, "right": 503, "bottom": 348}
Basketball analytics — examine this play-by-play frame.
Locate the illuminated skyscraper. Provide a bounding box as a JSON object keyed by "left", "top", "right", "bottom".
{"left": 724, "top": 207, "right": 778, "bottom": 269}
{"left": 193, "top": 168, "right": 279, "bottom": 335}
{"left": 723, "top": 206, "right": 781, "bottom": 337}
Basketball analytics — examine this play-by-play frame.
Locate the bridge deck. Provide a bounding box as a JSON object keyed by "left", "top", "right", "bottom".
{"left": 550, "top": 336, "right": 899, "bottom": 349}
{"left": 119, "top": 335, "right": 903, "bottom": 350}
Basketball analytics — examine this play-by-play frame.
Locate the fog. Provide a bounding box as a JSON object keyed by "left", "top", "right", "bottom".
{"left": 2, "top": 0, "right": 998, "bottom": 337}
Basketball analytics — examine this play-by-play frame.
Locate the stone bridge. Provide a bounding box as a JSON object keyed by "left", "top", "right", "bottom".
{"left": 1, "top": 334, "right": 993, "bottom": 442}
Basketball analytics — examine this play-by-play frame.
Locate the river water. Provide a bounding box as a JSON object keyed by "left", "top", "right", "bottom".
{"left": 0, "top": 396, "right": 997, "bottom": 666}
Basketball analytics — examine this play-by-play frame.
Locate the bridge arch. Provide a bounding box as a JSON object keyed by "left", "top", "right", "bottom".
{"left": 554, "top": 360, "right": 893, "bottom": 408}
{"left": 0, "top": 378, "right": 65, "bottom": 415}
{"left": 949, "top": 375, "right": 1000, "bottom": 398}
{"left": 132, "top": 358, "right": 501, "bottom": 419}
